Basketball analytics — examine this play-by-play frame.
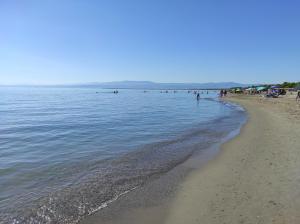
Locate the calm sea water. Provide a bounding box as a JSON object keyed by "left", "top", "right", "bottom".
{"left": 0, "top": 87, "right": 246, "bottom": 223}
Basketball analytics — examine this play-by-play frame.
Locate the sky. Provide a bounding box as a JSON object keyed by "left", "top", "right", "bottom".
{"left": 0, "top": 0, "right": 299, "bottom": 85}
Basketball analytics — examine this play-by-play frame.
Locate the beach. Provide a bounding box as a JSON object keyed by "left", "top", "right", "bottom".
{"left": 84, "top": 94, "right": 300, "bottom": 224}
{"left": 2, "top": 0, "right": 300, "bottom": 223}
{"left": 2, "top": 89, "right": 299, "bottom": 224}
{"left": 165, "top": 95, "right": 300, "bottom": 224}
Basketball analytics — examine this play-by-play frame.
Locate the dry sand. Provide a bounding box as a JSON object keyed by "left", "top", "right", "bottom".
{"left": 165, "top": 95, "right": 300, "bottom": 224}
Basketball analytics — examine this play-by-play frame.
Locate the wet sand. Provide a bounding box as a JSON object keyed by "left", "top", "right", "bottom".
{"left": 82, "top": 94, "right": 300, "bottom": 224}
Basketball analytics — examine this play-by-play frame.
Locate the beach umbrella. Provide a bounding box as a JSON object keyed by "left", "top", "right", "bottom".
{"left": 271, "top": 85, "right": 280, "bottom": 89}
{"left": 256, "top": 86, "right": 267, "bottom": 91}
{"left": 245, "top": 87, "right": 256, "bottom": 92}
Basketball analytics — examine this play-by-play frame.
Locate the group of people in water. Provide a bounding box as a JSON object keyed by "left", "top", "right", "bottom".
{"left": 158, "top": 89, "right": 227, "bottom": 102}
{"left": 195, "top": 89, "right": 227, "bottom": 101}
{"left": 219, "top": 89, "right": 227, "bottom": 97}
{"left": 158, "top": 89, "right": 212, "bottom": 101}
{"left": 106, "top": 89, "right": 231, "bottom": 102}
{"left": 190, "top": 90, "right": 209, "bottom": 101}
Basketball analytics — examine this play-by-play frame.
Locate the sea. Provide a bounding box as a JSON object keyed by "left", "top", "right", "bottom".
{"left": 0, "top": 87, "right": 246, "bottom": 223}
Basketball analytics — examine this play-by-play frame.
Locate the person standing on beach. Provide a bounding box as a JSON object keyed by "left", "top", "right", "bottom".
{"left": 220, "top": 89, "right": 223, "bottom": 97}
{"left": 197, "top": 93, "right": 200, "bottom": 101}
{"left": 297, "top": 91, "right": 300, "bottom": 101}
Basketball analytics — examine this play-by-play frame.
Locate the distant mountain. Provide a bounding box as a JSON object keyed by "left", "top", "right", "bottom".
{"left": 0, "top": 81, "right": 251, "bottom": 89}
{"left": 72, "top": 81, "right": 250, "bottom": 90}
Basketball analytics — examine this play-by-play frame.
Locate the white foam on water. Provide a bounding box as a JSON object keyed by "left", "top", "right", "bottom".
{"left": 87, "top": 186, "right": 138, "bottom": 215}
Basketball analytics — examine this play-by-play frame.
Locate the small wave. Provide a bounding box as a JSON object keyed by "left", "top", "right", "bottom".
{"left": 88, "top": 186, "right": 138, "bottom": 215}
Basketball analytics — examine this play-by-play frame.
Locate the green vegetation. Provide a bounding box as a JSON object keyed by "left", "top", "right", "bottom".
{"left": 279, "top": 82, "right": 300, "bottom": 88}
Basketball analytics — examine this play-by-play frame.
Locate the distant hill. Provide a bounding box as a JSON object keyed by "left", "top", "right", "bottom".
{"left": 72, "top": 81, "right": 250, "bottom": 90}
{"left": 0, "top": 81, "right": 251, "bottom": 89}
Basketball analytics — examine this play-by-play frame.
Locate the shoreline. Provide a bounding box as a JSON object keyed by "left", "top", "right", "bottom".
{"left": 83, "top": 95, "right": 300, "bottom": 224}
{"left": 80, "top": 99, "right": 247, "bottom": 224}
{"left": 165, "top": 95, "right": 300, "bottom": 224}
{"left": 2, "top": 95, "right": 245, "bottom": 224}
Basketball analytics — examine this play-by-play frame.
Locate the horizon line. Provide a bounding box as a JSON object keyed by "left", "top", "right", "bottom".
{"left": 0, "top": 80, "right": 266, "bottom": 87}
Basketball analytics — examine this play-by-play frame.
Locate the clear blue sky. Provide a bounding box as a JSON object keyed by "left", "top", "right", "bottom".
{"left": 1, "top": 0, "right": 299, "bottom": 85}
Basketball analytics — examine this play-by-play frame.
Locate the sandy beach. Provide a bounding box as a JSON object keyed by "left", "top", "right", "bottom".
{"left": 3, "top": 1, "right": 300, "bottom": 223}
{"left": 165, "top": 95, "right": 300, "bottom": 224}
{"left": 82, "top": 94, "right": 300, "bottom": 224}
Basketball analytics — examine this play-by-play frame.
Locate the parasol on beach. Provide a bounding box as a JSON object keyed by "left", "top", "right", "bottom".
{"left": 256, "top": 86, "right": 268, "bottom": 91}
{"left": 270, "top": 85, "right": 280, "bottom": 89}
